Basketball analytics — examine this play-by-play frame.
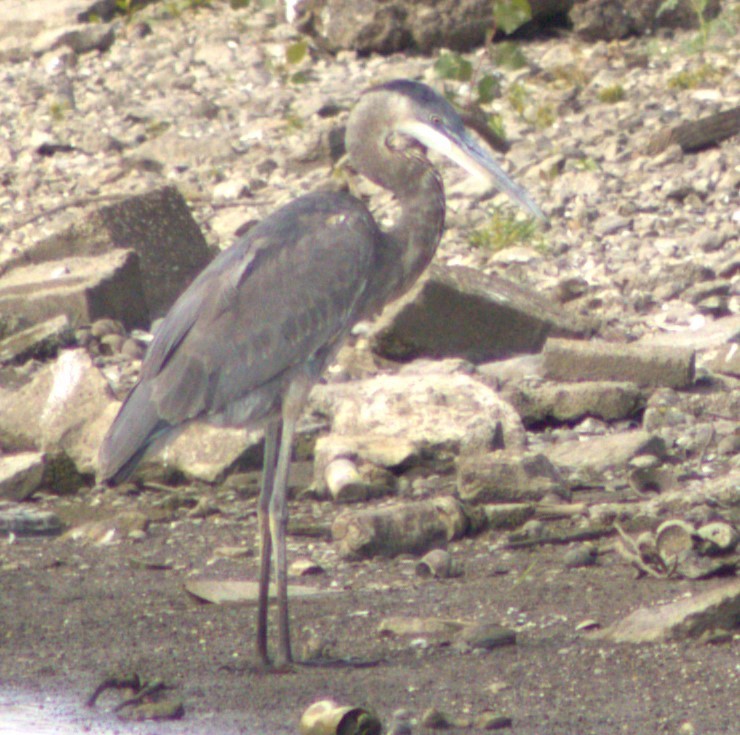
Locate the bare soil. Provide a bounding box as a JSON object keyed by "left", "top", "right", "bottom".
{"left": 0, "top": 484, "right": 736, "bottom": 735}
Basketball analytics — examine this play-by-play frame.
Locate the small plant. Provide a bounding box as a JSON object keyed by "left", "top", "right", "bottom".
{"left": 657, "top": 0, "right": 711, "bottom": 47}
{"left": 490, "top": 41, "right": 528, "bottom": 70}
{"left": 493, "top": 0, "right": 533, "bottom": 35}
{"left": 284, "top": 109, "right": 304, "bottom": 132}
{"left": 533, "top": 103, "right": 555, "bottom": 129}
{"left": 597, "top": 84, "right": 626, "bottom": 103}
{"left": 507, "top": 81, "right": 527, "bottom": 117}
{"left": 572, "top": 157, "right": 600, "bottom": 172}
{"left": 551, "top": 64, "right": 591, "bottom": 89}
{"left": 487, "top": 113, "right": 507, "bottom": 142}
{"left": 434, "top": 52, "right": 473, "bottom": 83}
{"left": 49, "top": 100, "right": 67, "bottom": 122}
{"left": 667, "top": 63, "right": 720, "bottom": 89}
{"left": 434, "top": 52, "right": 501, "bottom": 107}
{"left": 162, "top": 0, "right": 212, "bottom": 18}
{"left": 284, "top": 38, "right": 310, "bottom": 85}
{"left": 468, "top": 205, "right": 544, "bottom": 253}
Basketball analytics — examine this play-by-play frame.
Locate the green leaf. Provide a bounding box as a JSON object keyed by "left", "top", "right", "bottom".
{"left": 477, "top": 75, "right": 500, "bottom": 104}
{"left": 434, "top": 52, "right": 473, "bottom": 82}
{"left": 491, "top": 41, "right": 528, "bottom": 70}
{"left": 493, "top": 0, "right": 532, "bottom": 35}
{"left": 286, "top": 39, "right": 308, "bottom": 65}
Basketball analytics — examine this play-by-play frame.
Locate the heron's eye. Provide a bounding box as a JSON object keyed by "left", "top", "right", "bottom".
{"left": 430, "top": 115, "right": 443, "bottom": 128}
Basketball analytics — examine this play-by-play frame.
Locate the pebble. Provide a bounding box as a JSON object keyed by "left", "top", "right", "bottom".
{"left": 564, "top": 545, "right": 598, "bottom": 568}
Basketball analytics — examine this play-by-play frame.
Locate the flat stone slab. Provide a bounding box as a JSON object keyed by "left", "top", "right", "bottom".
{"left": 593, "top": 579, "right": 740, "bottom": 643}
{"left": 544, "top": 430, "right": 667, "bottom": 486}
{"left": 0, "top": 501, "right": 63, "bottom": 536}
{"left": 371, "top": 265, "right": 591, "bottom": 364}
{"left": 184, "top": 579, "right": 334, "bottom": 605}
{"left": 0, "top": 250, "right": 148, "bottom": 332}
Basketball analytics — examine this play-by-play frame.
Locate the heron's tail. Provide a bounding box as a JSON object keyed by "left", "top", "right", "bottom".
{"left": 98, "top": 381, "right": 171, "bottom": 485}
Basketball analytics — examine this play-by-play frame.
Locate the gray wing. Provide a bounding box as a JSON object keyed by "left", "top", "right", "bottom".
{"left": 148, "top": 191, "right": 380, "bottom": 421}
{"left": 99, "top": 191, "right": 380, "bottom": 483}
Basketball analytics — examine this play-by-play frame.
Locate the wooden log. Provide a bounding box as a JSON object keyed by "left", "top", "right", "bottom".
{"left": 646, "top": 106, "right": 740, "bottom": 155}
{"left": 332, "top": 497, "right": 468, "bottom": 560}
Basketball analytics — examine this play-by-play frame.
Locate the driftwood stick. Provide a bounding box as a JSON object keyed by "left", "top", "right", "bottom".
{"left": 504, "top": 527, "right": 609, "bottom": 549}
{"left": 646, "top": 105, "right": 740, "bottom": 155}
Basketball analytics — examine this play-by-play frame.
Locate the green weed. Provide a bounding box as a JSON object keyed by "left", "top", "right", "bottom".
{"left": 597, "top": 84, "right": 626, "bottom": 103}
{"left": 469, "top": 205, "right": 544, "bottom": 253}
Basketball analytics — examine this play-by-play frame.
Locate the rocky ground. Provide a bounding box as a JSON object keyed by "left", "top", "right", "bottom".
{"left": 0, "top": 1, "right": 739, "bottom": 734}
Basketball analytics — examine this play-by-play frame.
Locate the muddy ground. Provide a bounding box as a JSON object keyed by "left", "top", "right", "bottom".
{"left": 1, "top": 482, "right": 736, "bottom": 735}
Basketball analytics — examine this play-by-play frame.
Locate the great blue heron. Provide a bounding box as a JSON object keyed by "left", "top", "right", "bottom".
{"left": 98, "top": 79, "right": 544, "bottom": 667}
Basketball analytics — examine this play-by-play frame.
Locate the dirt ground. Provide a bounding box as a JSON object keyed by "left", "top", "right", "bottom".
{"left": 0, "top": 482, "right": 736, "bottom": 735}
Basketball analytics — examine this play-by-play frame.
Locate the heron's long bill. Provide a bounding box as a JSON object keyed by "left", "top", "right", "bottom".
{"left": 398, "top": 120, "right": 546, "bottom": 222}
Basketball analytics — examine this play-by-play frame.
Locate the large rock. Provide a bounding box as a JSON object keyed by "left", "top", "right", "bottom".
{"left": 311, "top": 367, "right": 526, "bottom": 467}
{"left": 0, "top": 0, "right": 117, "bottom": 61}
{"left": 571, "top": 0, "right": 721, "bottom": 41}
{"left": 0, "top": 349, "right": 116, "bottom": 475}
{"left": 0, "top": 315, "right": 74, "bottom": 365}
{"left": 544, "top": 430, "right": 667, "bottom": 486}
{"left": 594, "top": 579, "right": 740, "bottom": 643}
{"left": 371, "top": 265, "right": 590, "bottom": 364}
{"left": 506, "top": 380, "right": 644, "bottom": 424}
{"left": 0, "top": 250, "right": 148, "bottom": 333}
{"left": 286, "top": 0, "right": 714, "bottom": 53}
{"left": 0, "top": 452, "right": 45, "bottom": 501}
{"left": 458, "top": 451, "right": 569, "bottom": 504}
{"left": 153, "top": 424, "right": 263, "bottom": 484}
{"left": 15, "top": 187, "right": 212, "bottom": 322}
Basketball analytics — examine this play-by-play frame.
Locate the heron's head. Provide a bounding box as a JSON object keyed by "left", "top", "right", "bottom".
{"left": 347, "top": 79, "right": 545, "bottom": 222}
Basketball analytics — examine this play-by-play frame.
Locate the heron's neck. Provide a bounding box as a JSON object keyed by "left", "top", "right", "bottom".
{"left": 369, "top": 164, "right": 445, "bottom": 311}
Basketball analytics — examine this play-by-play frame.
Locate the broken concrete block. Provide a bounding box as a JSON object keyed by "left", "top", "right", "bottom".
{"left": 0, "top": 452, "right": 45, "bottom": 500}
{"left": 20, "top": 186, "right": 212, "bottom": 320}
{"left": 543, "top": 338, "right": 695, "bottom": 388}
{"left": 370, "top": 265, "right": 592, "bottom": 363}
{"left": 0, "top": 250, "right": 148, "bottom": 332}
{"left": 506, "top": 380, "right": 644, "bottom": 424}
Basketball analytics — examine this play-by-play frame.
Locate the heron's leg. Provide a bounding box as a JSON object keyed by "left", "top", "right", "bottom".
{"left": 269, "top": 413, "right": 298, "bottom": 667}
{"left": 256, "top": 419, "right": 281, "bottom": 665}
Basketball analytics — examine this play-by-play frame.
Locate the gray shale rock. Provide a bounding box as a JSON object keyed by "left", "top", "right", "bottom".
{"left": 371, "top": 265, "right": 591, "bottom": 364}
